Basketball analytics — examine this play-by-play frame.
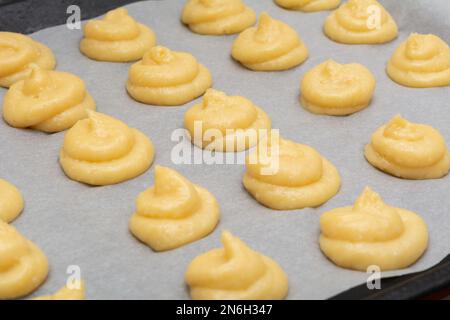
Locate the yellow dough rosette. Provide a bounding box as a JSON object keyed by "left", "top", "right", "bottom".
{"left": 324, "top": 0, "right": 398, "bottom": 44}
{"left": 59, "top": 111, "right": 155, "bottom": 186}
{"left": 387, "top": 33, "right": 450, "bottom": 88}
{"left": 275, "top": 0, "right": 341, "bottom": 12}
{"left": 80, "top": 8, "right": 156, "bottom": 62}
{"left": 232, "top": 12, "right": 309, "bottom": 71}
{"left": 129, "top": 166, "right": 220, "bottom": 251}
{"left": 0, "top": 32, "right": 55, "bottom": 88}
{"left": 243, "top": 135, "right": 341, "bottom": 210}
{"left": 181, "top": 0, "right": 256, "bottom": 35}
{"left": 319, "top": 187, "right": 429, "bottom": 271}
{"left": 300, "top": 59, "right": 376, "bottom": 115}
{"left": 0, "top": 221, "right": 48, "bottom": 299}
{"left": 185, "top": 231, "right": 289, "bottom": 300}
{"left": 0, "top": 179, "right": 24, "bottom": 223}
{"left": 127, "top": 46, "right": 212, "bottom": 106}
{"left": 365, "top": 115, "right": 450, "bottom": 180}
{"left": 34, "top": 281, "right": 85, "bottom": 300}
{"left": 3, "top": 67, "right": 96, "bottom": 133}
{"left": 184, "top": 89, "right": 271, "bottom": 152}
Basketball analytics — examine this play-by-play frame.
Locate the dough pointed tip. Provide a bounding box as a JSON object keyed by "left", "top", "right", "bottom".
{"left": 22, "top": 66, "right": 51, "bottom": 96}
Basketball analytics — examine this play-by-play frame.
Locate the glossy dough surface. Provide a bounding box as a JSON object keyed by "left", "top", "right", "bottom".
{"left": 129, "top": 166, "right": 220, "bottom": 251}
{"left": 3, "top": 68, "right": 95, "bottom": 133}
{"left": 0, "top": 221, "right": 48, "bottom": 299}
{"left": 34, "top": 281, "right": 85, "bottom": 300}
{"left": 243, "top": 136, "right": 341, "bottom": 210}
{"left": 185, "top": 231, "right": 288, "bottom": 300}
{"left": 300, "top": 60, "right": 376, "bottom": 115}
{"left": 232, "top": 12, "right": 308, "bottom": 71}
{"left": 0, "top": 179, "right": 24, "bottom": 223}
{"left": 182, "top": 0, "right": 256, "bottom": 35}
{"left": 324, "top": 0, "right": 398, "bottom": 44}
{"left": 320, "top": 187, "right": 429, "bottom": 271}
{"left": 127, "top": 46, "right": 212, "bottom": 106}
{"left": 387, "top": 33, "right": 450, "bottom": 88}
{"left": 0, "top": 32, "right": 55, "bottom": 88}
{"left": 59, "top": 111, "right": 155, "bottom": 185}
{"left": 80, "top": 8, "right": 156, "bottom": 62}
{"left": 184, "top": 89, "right": 271, "bottom": 151}
{"left": 365, "top": 115, "right": 450, "bottom": 180}
{"left": 275, "top": 0, "right": 341, "bottom": 12}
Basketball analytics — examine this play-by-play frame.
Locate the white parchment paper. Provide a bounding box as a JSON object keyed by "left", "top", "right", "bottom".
{"left": 0, "top": 0, "right": 449, "bottom": 299}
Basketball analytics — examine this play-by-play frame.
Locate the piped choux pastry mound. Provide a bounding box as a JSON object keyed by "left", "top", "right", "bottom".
{"left": 0, "top": 179, "right": 24, "bottom": 223}
{"left": 324, "top": 0, "right": 398, "bottom": 44}
{"left": 127, "top": 46, "right": 212, "bottom": 106}
{"left": 365, "top": 115, "right": 450, "bottom": 180}
{"left": 34, "top": 281, "right": 85, "bottom": 300}
{"left": 387, "top": 33, "right": 450, "bottom": 88}
{"left": 185, "top": 231, "right": 289, "bottom": 300}
{"left": 182, "top": 0, "right": 256, "bottom": 35}
{"left": 275, "top": 0, "right": 341, "bottom": 12}
{"left": 0, "top": 32, "right": 55, "bottom": 88}
{"left": 232, "top": 12, "right": 309, "bottom": 71}
{"left": 300, "top": 59, "right": 376, "bottom": 116}
{"left": 129, "top": 166, "right": 220, "bottom": 251}
{"left": 80, "top": 8, "right": 156, "bottom": 62}
{"left": 243, "top": 135, "right": 341, "bottom": 210}
{"left": 320, "top": 187, "right": 429, "bottom": 271}
{"left": 184, "top": 89, "right": 271, "bottom": 152}
{"left": 59, "top": 111, "right": 155, "bottom": 186}
{"left": 3, "top": 67, "right": 95, "bottom": 133}
{"left": 0, "top": 221, "right": 48, "bottom": 299}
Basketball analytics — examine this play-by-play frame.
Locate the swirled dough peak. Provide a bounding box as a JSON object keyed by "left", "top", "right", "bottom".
{"left": 243, "top": 135, "right": 341, "bottom": 210}
{"left": 182, "top": 0, "right": 256, "bottom": 35}
{"left": 324, "top": 0, "right": 398, "bottom": 44}
{"left": 59, "top": 111, "right": 155, "bottom": 185}
{"left": 34, "top": 281, "right": 85, "bottom": 300}
{"left": 184, "top": 89, "right": 271, "bottom": 151}
{"left": 387, "top": 33, "right": 450, "bottom": 88}
{"left": 0, "top": 32, "right": 55, "bottom": 88}
{"left": 232, "top": 12, "right": 309, "bottom": 71}
{"left": 365, "top": 115, "right": 450, "bottom": 180}
{"left": 3, "top": 67, "right": 96, "bottom": 133}
{"left": 0, "top": 221, "right": 48, "bottom": 299}
{"left": 0, "top": 179, "right": 24, "bottom": 223}
{"left": 129, "top": 166, "right": 220, "bottom": 251}
{"left": 185, "top": 231, "right": 288, "bottom": 300}
{"left": 80, "top": 8, "right": 156, "bottom": 62}
{"left": 320, "top": 187, "right": 429, "bottom": 271}
{"left": 275, "top": 0, "right": 341, "bottom": 12}
{"left": 300, "top": 59, "right": 376, "bottom": 115}
{"left": 127, "top": 46, "right": 212, "bottom": 106}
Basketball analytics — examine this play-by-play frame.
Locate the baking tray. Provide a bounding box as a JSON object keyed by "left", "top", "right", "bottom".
{"left": 1, "top": 0, "right": 449, "bottom": 300}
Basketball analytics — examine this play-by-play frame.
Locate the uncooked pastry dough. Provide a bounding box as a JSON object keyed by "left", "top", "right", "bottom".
{"left": 185, "top": 231, "right": 289, "bottom": 300}
{"left": 3, "top": 67, "right": 95, "bottom": 133}
{"left": 300, "top": 59, "right": 376, "bottom": 115}
{"left": 0, "top": 179, "right": 24, "bottom": 223}
{"left": 182, "top": 0, "right": 256, "bottom": 35}
{"left": 320, "top": 187, "right": 429, "bottom": 271}
{"left": 34, "top": 281, "right": 85, "bottom": 300}
{"left": 232, "top": 12, "right": 309, "bottom": 71}
{"left": 243, "top": 136, "right": 341, "bottom": 210}
{"left": 0, "top": 32, "right": 55, "bottom": 88}
{"left": 80, "top": 8, "right": 156, "bottom": 62}
{"left": 184, "top": 88, "right": 271, "bottom": 151}
{"left": 324, "top": 0, "right": 398, "bottom": 44}
{"left": 0, "top": 221, "right": 48, "bottom": 299}
{"left": 129, "top": 166, "right": 220, "bottom": 251}
{"left": 365, "top": 115, "right": 450, "bottom": 180}
{"left": 59, "top": 111, "right": 155, "bottom": 185}
{"left": 275, "top": 0, "right": 341, "bottom": 12}
{"left": 387, "top": 33, "right": 450, "bottom": 88}
{"left": 127, "top": 46, "right": 212, "bottom": 106}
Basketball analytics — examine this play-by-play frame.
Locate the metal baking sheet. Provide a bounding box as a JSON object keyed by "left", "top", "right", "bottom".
{"left": 0, "top": 0, "right": 449, "bottom": 299}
